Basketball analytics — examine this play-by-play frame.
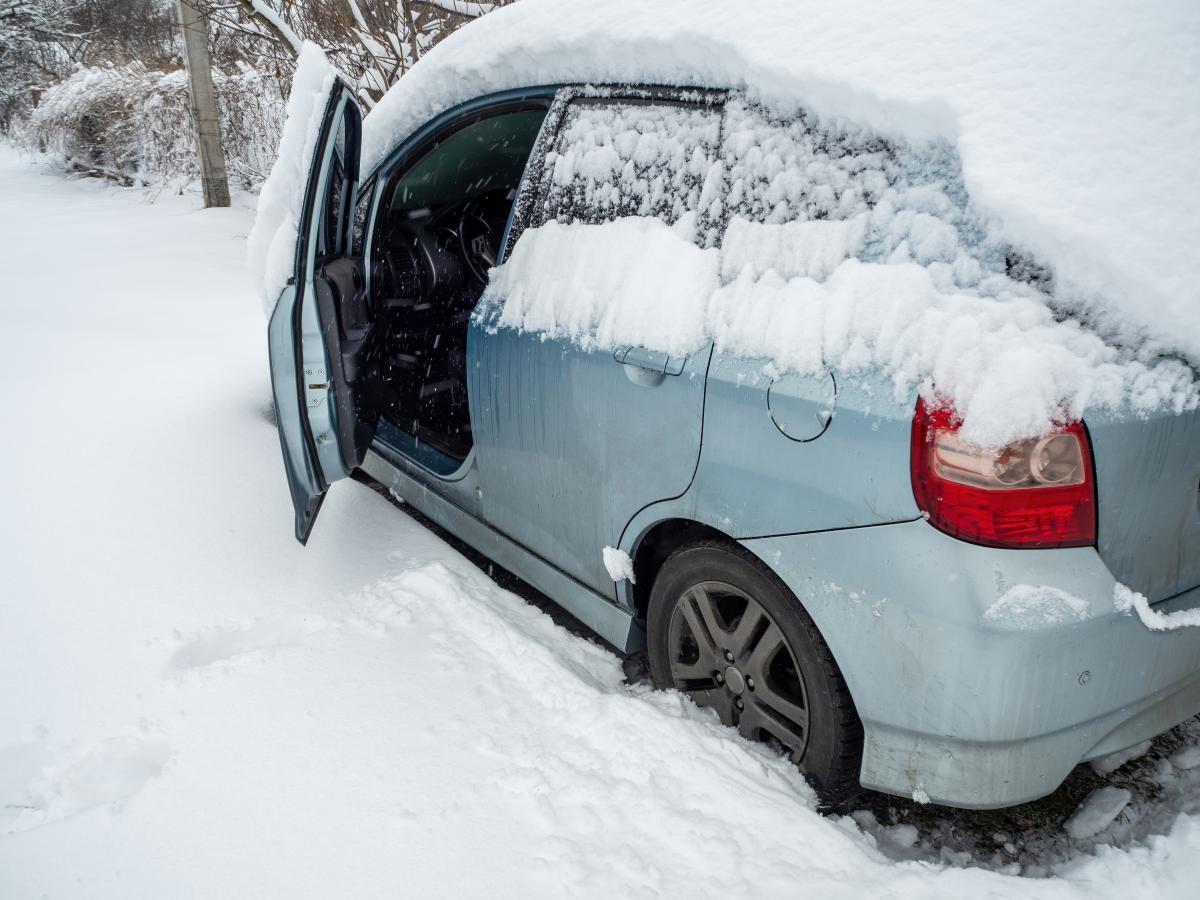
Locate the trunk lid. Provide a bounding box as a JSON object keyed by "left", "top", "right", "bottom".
{"left": 1088, "top": 406, "right": 1200, "bottom": 603}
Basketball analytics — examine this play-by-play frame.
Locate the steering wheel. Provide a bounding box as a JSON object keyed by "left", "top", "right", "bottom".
{"left": 457, "top": 191, "right": 512, "bottom": 283}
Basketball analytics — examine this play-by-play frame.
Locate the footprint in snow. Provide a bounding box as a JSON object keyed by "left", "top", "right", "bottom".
{"left": 167, "top": 616, "right": 327, "bottom": 673}
{"left": 0, "top": 734, "right": 172, "bottom": 835}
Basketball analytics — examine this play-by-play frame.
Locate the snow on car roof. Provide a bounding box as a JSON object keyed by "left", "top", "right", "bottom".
{"left": 366, "top": 2, "right": 1197, "bottom": 337}
{"left": 358, "top": 0, "right": 1200, "bottom": 445}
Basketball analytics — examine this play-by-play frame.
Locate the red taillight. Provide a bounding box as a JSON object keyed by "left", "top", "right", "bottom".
{"left": 910, "top": 399, "right": 1096, "bottom": 549}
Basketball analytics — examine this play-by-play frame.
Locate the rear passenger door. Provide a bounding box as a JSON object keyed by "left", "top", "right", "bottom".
{"left": 469, "top": 88, "right": 724, "bottom": 596}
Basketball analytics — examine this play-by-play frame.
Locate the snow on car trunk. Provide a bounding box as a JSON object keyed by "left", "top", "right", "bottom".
{"left": 362, "top": 0, "right": 1200, "bottom": 450}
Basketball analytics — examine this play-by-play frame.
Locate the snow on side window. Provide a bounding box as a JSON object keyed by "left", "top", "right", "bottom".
{"left": 723, "top": 100, "right": 897, "bottom": 227}
{"left": 718, "top": 99, "right": 1031, "bottom": 296}
{"left": 531, "top": 98, "right": 725, "bottom": 247}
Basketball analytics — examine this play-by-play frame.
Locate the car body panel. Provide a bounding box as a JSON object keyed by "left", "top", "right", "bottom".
{"left": 267, "top": 282, "right": 327, "bottom": 541}
{"left": 468, "top": 318, "right": 713, "bottom": 596}
{"left": 744, "top": 521, "right": 1200, "bottom": 807}
{"left": 677, "top": 354, "right": 921, "bottom": 539}
{"left": 372, "top": 425, "right": 483, "bottom": 520}
{"left": 1088, "top": 405, "right": 1200, "bottom": 603}
{"left": 360, "top": 448, "right": 642, "bottom": 649}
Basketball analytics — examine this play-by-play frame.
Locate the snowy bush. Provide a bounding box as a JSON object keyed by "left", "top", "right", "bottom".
{"left": 19, "top": 62, "right": 287, "bottom": 191}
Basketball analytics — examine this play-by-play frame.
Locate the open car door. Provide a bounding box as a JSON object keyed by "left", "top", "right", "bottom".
{"left": 267, "top": 79, "right": 379, "bottom": 543}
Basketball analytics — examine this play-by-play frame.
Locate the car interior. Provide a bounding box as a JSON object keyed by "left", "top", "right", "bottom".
{"left": 369, "top": 105, "right": 549, "bottom": 463}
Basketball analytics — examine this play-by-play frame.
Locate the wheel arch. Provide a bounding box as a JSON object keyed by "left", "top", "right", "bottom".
{"left": 634, "top": 525, "right": 867, "bottom": 808}
{"left": 624, "top": 514, "right": 865, "bottom": 718}
{"left": 627, "top": 518, "right": 732, "bottom": 623}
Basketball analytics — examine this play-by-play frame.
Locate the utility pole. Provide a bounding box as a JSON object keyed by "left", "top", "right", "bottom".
{"left": 176, "top": 0, "right": 230, "bottom": 207}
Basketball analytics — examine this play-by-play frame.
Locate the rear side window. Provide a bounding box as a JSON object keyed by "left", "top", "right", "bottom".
{"left": 505, "top": 90, "right": 1048, "bottom": 297}
{"left": 721, "top": 99, "right": 897, "bottom": 226}
{"left": 526, "top": 95, "right": 725, "bottom": 247}
{"left": 717, "top": 98, "right": 1049, "bottom": 293}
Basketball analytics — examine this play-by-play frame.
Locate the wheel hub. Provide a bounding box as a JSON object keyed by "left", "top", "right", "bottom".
{"left": 723, "top": 665, "right": 746, "bottom": 695}
{"left": 666, "top": 579, "right": 811, "bottom": 762}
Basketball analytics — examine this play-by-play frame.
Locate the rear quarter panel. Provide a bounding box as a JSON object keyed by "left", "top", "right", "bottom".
{"left": 1086, "top": 404, "right": 1200, "bottom": 602}
{"left": 688, "top": 354, "right": 921, "bottom": 538}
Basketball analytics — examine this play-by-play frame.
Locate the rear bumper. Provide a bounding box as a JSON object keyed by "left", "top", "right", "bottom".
{"left": 742, "top": 521, "right": 1200, "bottom": 808}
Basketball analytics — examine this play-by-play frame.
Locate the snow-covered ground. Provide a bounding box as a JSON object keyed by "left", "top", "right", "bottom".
{"left": 3, "top": 146, "right": 1200, "bottom": 897}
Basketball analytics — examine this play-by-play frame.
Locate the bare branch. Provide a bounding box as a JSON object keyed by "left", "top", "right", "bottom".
{"left": 412, "top": 0, "right": 493, "bottom": 17}
{"left": 235, "top": 0, "right": 302, "bottom": 55}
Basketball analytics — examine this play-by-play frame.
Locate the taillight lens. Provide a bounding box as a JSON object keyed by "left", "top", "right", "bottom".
{"left": 910, "top": 399, "right": 1096, "bottom": 548}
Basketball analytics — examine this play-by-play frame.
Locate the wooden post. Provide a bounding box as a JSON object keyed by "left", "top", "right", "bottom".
{"left": 176, "top": 0, "right": 230, "bottom": 207}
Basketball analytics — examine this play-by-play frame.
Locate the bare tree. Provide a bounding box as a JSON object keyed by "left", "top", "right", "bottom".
{"left": 220, "top": 0, "right": 507, "bottom": 106}
{"left": 3, "top": 0, "right": 511, "bottom": 188}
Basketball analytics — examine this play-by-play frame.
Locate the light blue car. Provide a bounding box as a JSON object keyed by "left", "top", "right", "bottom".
{"left": 268, "top": 76, "right": 1200, "bottom": 809}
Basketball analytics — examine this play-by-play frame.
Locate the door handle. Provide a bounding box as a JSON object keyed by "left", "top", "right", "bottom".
{"left": 613, "top": 346, "right": 686, "bottom": 374}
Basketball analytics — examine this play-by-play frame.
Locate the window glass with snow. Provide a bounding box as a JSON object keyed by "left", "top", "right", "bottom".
{"left": 317, "top": 114, "right": 349, "bottom": 258}
{"left": 527, "top": 96, "right": 725, "bottom": 247}
{"left": 350, "top": 176, "right": 375, "bottom": 258}
{"left": 718, "top": 98, "right": 1046, "bottom": 295}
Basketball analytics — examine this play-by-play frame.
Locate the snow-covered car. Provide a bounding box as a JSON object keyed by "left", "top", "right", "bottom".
{"left": 257, "top": 6, "right": 1200, "bottom": 811}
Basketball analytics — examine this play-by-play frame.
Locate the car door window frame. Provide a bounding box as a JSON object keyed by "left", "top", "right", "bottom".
{"left": 501, "top": 84, "right": 729, "bottom": 262}
{"left": 357, "top": 89, "right": 556, "bottom": 482}
{"left": 361, "top": 89, "right": 557, "bottom": 316}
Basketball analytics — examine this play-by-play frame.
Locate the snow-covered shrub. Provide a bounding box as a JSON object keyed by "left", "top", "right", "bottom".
{"left": 19, "top": 62, "right": 287, "bottom": 191}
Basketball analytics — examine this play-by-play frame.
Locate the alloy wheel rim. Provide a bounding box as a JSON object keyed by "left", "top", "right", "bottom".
{"left": 667, "top": 580, "right": 811, "bottom": 762}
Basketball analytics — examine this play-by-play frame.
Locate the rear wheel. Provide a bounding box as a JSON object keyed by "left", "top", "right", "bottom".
{"left": 647, "top": 540, "right": 863, "bottom": 809}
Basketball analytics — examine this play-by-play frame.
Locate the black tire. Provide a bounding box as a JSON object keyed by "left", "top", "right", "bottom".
{"left": 647, "top": 540, "right": 863, "bottom": 810}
